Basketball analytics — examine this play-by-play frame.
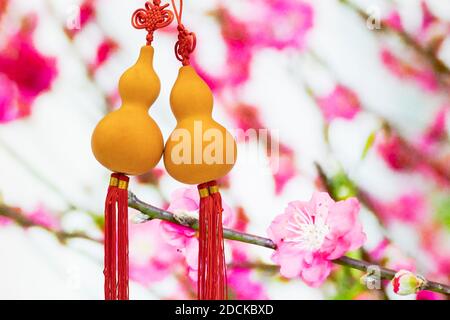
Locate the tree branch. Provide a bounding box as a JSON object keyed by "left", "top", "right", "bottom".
{"left": 0, "top": 205, "right": 102, "bottom": 244}
{"left": 339, "top": 0, "right": 450, "bottom": 82}
{"left": 128, "top": 191, "right": 450, "bottom": 296}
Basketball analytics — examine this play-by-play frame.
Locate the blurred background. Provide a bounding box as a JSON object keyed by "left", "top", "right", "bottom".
{"left": 0, "top": 0, "right": 449, "bottom": 299}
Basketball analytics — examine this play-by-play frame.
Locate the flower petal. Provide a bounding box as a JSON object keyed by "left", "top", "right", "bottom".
{"left": 300, "top": 256, "right": 333, "bottom": 287}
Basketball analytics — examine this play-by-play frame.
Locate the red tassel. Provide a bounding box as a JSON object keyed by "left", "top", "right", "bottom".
{"left": 104, "top": 173, "right": 129, "bottom": 300}
{"left": 197, "top": 181, "right": 227, "bottom": 300}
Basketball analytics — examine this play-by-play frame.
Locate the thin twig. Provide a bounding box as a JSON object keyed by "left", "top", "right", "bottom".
{"left": 339, "top": 0, "right": 450, "bottom": 82}
{"left": 0, "top": 205, "right": 102, "bottom": 244}
{"left": 128, "top": 191, "right": 450, "bottom": 295}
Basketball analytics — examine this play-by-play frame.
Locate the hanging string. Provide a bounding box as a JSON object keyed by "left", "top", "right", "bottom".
{"left": 171, "top": 0, "right": 196, "bottom": 66}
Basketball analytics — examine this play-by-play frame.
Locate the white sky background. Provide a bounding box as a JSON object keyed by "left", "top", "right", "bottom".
{"left": 0, "top": 0, "right": 449, "bottom": 299}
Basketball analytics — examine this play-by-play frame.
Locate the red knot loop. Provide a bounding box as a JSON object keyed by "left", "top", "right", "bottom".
{"left": 132, "top": 0, "right": 174, "bottom": 45}
{"left": 175, "top": 24, "right": 196, "bottom": 66}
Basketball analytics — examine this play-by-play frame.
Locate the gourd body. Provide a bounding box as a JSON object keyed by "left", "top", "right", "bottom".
{"left": 164, "top": 66, "right": 237, "bottom": 184}
{"left": 91, "top": 46, "right": 164, "bottom": 175}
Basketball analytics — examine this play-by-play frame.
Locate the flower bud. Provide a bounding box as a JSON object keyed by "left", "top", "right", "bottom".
{"left": 392, "top": 270, "right": 425, "bottom": 295}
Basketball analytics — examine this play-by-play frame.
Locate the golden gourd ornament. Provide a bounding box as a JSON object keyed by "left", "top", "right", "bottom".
{"left": 91, "top": 0, "right": 173, "bottom": 300}
{"left": 163, "top": 0, "right": 237, "bottom": 300}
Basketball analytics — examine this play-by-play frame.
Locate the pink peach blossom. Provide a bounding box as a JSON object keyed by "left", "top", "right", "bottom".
{"left": 383, "top": 11, "right": 403, "bottom": 32}
{"left": 0, "top": 74, "right": 18, "bottom": 123}
{"left": 0, "top": 31, "right": 57, "bottom": 105}
{"left": 267, "top": 192, "right": 366, "bottom": 287}
{"left": 416, "top": 1, "right": 449, "bottom": 48}
{"left": 420, "top": 106, "right": 449, "bottom": 151}
{"left": 231, "top": 104, "right": 264, "bottom": 132}
{"left": 248, "top": 0, "right": 314, "bottom": 50}
{"left": 370, "top": 192, "right": 428, "bottom": 225}
{"left": 420, "top": 223, "right": 450, "bottom": 276}
{"left": 136, "top": 168, "right": 165, "bottom": 186}
{"left": 27, "top": 206, "right": 60, "bottom": 230}
{"left": 272, "top": 144, "right": 297, "bottom": 195}
{"left": 316, "top": 85, "right": 361, "bottom": 122}
{"left": 0, "top": 15, "right": 57, "bottom": 121}
{"left": 416, "top": 290, "right": 446, "bottom": 300}
{"left": 192, "top": 8, "right": 253, "bottom": 90}
{"left": 375, "top": 131, "right": 450, "bottom": 186}
{"left": 89, "top": 37, "right": 118, "bottom": 73}
{"left": 376, "top": 132, "right": 416, "bottom": 171}
{"left": 228, "top": 268, "right": 268, "bottom": 300}
{"left": 65, "top": 0, "right": 96, "bottom": 37}
{"left": 160, "top": 187, "right": 235, "bottom": 281}
{"left": 129, "top": 219, "right": 183, "bottom": 285}
{"left": 369, "top": 238, "right": 416, "bottom": 271}
{"left": 380, "top": 48, "right": 438, "bottom": 92}
{"left": 194, "top": 1, "right": 313, "bottom": 92}
{"left": 0, "top": 216, "right": 12, "bottom": 226}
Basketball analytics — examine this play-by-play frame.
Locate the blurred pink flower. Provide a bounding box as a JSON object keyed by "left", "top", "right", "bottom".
{"left": 0, "top": 32, "right": 57, "bottom": 103}
{"left": 0, "top": 16, "right": 58, "bottom": 121}
{"left": 380, "top": 48, "right": 438, "bottom": 92}
{"left": 375, "top": 131, "right": 449, "bottom": 185}
{"left": 419, "top": 1, "right": 445, "bottom": 38}
{"left": 0, "top": 0, "right": 8, "bottom": 20}
{"left": 0, "top": 74, "right": 19, "bottom": 123}
{"left": 271, "top": 144, "right": 297, "bottom": 195}
{"left": 267, "top": 192, "right": 366, "bottom": 287}
{"left": 136, "top": 167, "right": 165, "bottom": 186}
{"left": 420, "top": 223, "right": 450, "bottom": 276}
{"left": 369, "top": 238, "right": 416, "bottom": 271}
{"left": 420, "top": 1, "right": 435, "bottom": 33}
{"left": 160, "top": 188, "right": 235, "bottom": 281}
{"left": 371, "top": 192, "right": 428, "bottom": 225}
{"left": 195, "top": 1, "right": 313, "bottom": 92}
{"left": 383, "top": 11, "right": 403, "bottom": 32}
{"left": 89, "top": 37, "right": 118, "bottom": 73}
{"left": 248, "top": 0, "right": 314, "bottom": 50}
{"left": 129, "top": 219, "right": 182, "bottom": 285}
{"left": 0, "top": 215, "right": 12, "bottom": 226}
{"left": 418, "top": 2, "right": 449, "bottom": 48}
{"left": 65, "top": 0, "right": 96, "bottom": 37}
{"left": 228, "top": 268, "right": 268, "bottom": 300}
{"left": 193, "top": 8, "right": 252, "bottom": 90}
{"left": 420, "top": 106, "right": 449, "bottom": 151}
{"left": 231, "top": 103, "right": 264, "bottom": 132}
{"left": 228, "top": 208, "right": 253, "bottom": 264}
{"left": 386, "top": 3, "right": 448, "bottom": 53}
{"left": 376, "top": 132, "right": 416, "bottom": 171}
{"left": 316, "top": 85, "right": 361, "bottom": 122}
{"left": 27, "top": 206, "right": 60, "bottom": 229}
{"left": 416, "top": 290, "right": 446, "bottom": 300}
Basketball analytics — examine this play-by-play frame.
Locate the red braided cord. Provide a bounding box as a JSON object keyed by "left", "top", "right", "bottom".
{"left": 171, "top": 0, "right": 196, "bottom": 66}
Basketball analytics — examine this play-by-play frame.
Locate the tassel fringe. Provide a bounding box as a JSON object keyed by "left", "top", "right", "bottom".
{"left": 104, "top": 173, "right": 129, "bottom": 300}
{"left": 197, "top": 181, "right": 227, "bottom": 300}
